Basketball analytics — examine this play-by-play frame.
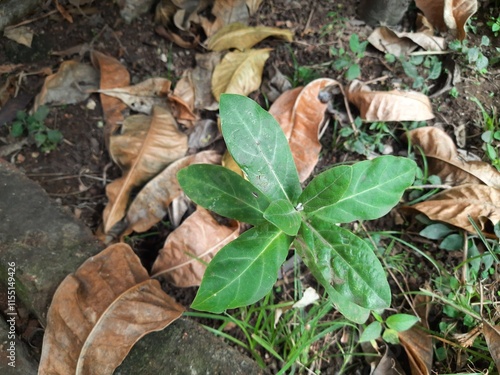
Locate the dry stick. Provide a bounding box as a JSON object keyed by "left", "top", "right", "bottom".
{"left": 302, "top": 1, "right": 316, "bottom": 35}
{"left": 461, "top": 231, "right": 469, "bottom": 285}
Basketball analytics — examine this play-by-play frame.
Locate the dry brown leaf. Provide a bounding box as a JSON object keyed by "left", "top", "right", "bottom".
{"left": 206, "top": 22, "right": 293, "bottom": 51}
{"left": 98, "top": 77, "right": 172, "bottom": 115}
{"left": 270, "top": 79, "right": 339, "bottom": 182}
{"left": 34, "top": 61, "right": 99, "bottom": 111}
{"left": 173, "top": 70, "right": 195, "bottom": 113}
{"left": 212, "top": 48, "right": 272, "bottom": 101}
{"left": 123, "top": 150, "right": 222, "bottom": 234}
{"left": 406, "top": 127, "right": 500, "bottom": 188}
{"left": 246, "top": 0, "right": 263, "bottom": 14}
{"left": 4, "top": 26, "right": 34, "bottom": 47}
{"left": 193, "top": 52, "right": 222, "bottom": 110}
{"left": 372, "top": 346, "right": 406, "bottom": 375}
{"left": 415, "top": 0, "right": 478, "bottom": 40}
{"left": 202, "top": 0, "right": 249, "bottom": 37}
{"left": 483, "top": 321, "right": 500, "bottom": 371}
{"left": 55, "top": 0, "right": 74, "bottom": 23}
{"left": 188, "top": 119, "right": 220, "bottom": 148}
{"left": 152, "top": 207, "right": 240, "bottom": 287}
{"left": 38, "top": 243, "right": 184, "bottom": 375}
{"left": 91, "top": 51, "right": 130, "bottom": 150}
{"left": 347, "top": 80, "right": 434, "bottom": 122}
{"left": 399, "top": 294, "right": 433, "bottom": 375}
{"left": 167, "top": 93, "right": 197, "bottom": 128}
{"left": 368, "top": 26, "right": 446, "bottom": 55}
{"left": 409, "top": 184, "right": 500, "bottom": 237}
{"left": 103, "top": 106, "right": 188, "bottom": 233}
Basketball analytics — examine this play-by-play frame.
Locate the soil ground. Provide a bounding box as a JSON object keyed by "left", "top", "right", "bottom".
{"left": 1, "top": 0, "right": 499, "bottom": 373}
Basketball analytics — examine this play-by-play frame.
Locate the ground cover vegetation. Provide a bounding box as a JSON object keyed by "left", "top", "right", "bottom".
{"left": 1, "top": 0, "right": 500, "bottom": 373}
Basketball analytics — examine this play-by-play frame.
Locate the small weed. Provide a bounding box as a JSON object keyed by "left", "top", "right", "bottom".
{"left": 399, "top": 54, "right": 442, "bottom": 93}
{"left": 330, "top": 34, "right": 368, "bottom": 81}
{"left": 288, "top": 45, "right": 320, "bottom": 87}
{"left": 449, "top": 37, "right": 490, "bottom": 74}
{"left": 359, "top": 311, "right": 419, "bottom": 345}
{"left": 320, "top": 9, "right": 348, "bottom": 38}
{"left": 470, "top": 96, "right": 500, "bottom": 171}
{"left": 10, "top": 106, "right": 62, "bottom": 153}
{"left": 487, "top": 14, "right": 500, "bottom": 36}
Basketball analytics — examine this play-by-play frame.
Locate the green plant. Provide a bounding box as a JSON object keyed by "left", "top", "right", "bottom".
{"left": 10, "top": 106, "right": 62, "bottom": 152}
{"left": 487, "top": 15, "right": 500, "bottom": 37}
{"left": 359, "top": 312, "right": 419, "bottom": 345}
{"left": 449, "top": 37, "right": 490, "bottom": 74}
{"left": 330, "top": 34, "right": 368, "bottom": 81}
{"left": 178, "top": 94, "right": 417, "bottom": 324}
{"left": 470, "top": 96, "right": 500, "bottom": 171}
{"left": 400, "top": 54, "right": 442, "bottom": 92}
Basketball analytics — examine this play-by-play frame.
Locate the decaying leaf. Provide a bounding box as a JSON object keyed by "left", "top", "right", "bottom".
{"left": 167, "top": 93, "right": 197, "bottom": 128}
{"left": 188, "top": 119, "right": 220, "bottom": 148}
{"left": 3, "top": 26, "right": 34, "bottom": 47}
{"left": 193, "top": 52, "right": 222, "bottom": 110}
{"left": 203, "top": 0, "right": 250, "bottom": 37}
{"left": 483, "top": 321, "right": 500, "bottom": 371}
{"left": 398, "top": 294, "right": 433, "bottom": 375}
{"left": 98, "top": 78, "right": 172, "bottom": 115}
{"left": 91, "top": 51, "right": 130, "bottom": 149}
{"left": 347, "top": 80, "right": 434, "bottom": 122}
{"left": 38, "top": 243, "right": 184, "bottom": 375}
{"left": 368, "top": 26, "right": 446, "bottom": 55}
{"left": 152, "top": 206, "right": 240, "bottom": 287}
{"left": 246, "top": 0, "right": 263, "bottom": 14}
{"left": 372, "top": 346, "right": 406, "bottom": 375}
{"left": 406, "top": 127, "right": 500, "bottom": 188}
{"left": 211, "top": 48, "right": 272, "bottom": 101}
{"left": 409, "top": 184, "right": 500, "bottom": 237}
{"left": 173, "top": 70, "right": 195, "bottom": 113}
{"left": 34, "top": 61, "right": 99, "bottom": 110}
{"left": 206, "top": 22, "right": 293, "bottom": 51}
{"left": 269, "top": 79, "right": 338, "bottom": 182}
{"left": 123, "top": 150, "right": 222, "bottom": 235}
{"left": 103, "top": 106, "right": 188, "bottom": 233}
{"left": 415, "top": 0, "right": 478, "bottom": 40}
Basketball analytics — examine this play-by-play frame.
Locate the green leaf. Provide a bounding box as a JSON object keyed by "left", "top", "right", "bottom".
{"left": 386, "top": 313, "right": 419, "bottom": 332}
{"left": 47, "top": 129, "right": 62, "bottom": 144}
{"left": 300, "top": 156, "right": 416, "bottom": 223}
{"left": 11, "top": 122, "right": 25, "bottom": 137}
{"left": 34, "top": 132, "right": 47, "bottom": 148}
{"left": 346, "top": 64, "right": 361, "bottom": 81}
{"left": 439, "top": 233, "right": 464, "bottom": 251}
{"left": 298, "top": 218, "right": 391, "bottom": 310}
{"left": 33, "top": 105, "right": 50, "bottom": 122}
{"left": 419, "top": 223, "right": 454, "bottom": 240}
{"left": 382, "top": 328, "right": 400, "bottom": 344}
{"left": 294, "top": 236, "right": 370, "bottom": 323}
{"left": 349, "top": 34, "right": 360, "bottom": 53}
{"left": 220, "top": 94, "right": 301, "bottom": 203}
{"left": 191, "top": 224, "right": 292, "bottom": 313}
{"left": 178, "top": 164, "right": 270, "bottom": 226}
{"left": 359, "top": 321, "right": 382, "bottom": 342}
{"left": 263, "top": 199, "right": 301, "bottom": 236}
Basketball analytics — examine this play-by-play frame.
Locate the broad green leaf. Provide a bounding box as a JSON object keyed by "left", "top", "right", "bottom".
{"left": 298, "top": 218, "right": 391, "bottom": 310}
{"left": 359, "top": 321, "right": 382, "bottom": 342}
{"left": 263, "top": 199, "right": 301, "bottom": 236}
{"left": 300, "top": 156, "right": 416, "bottom": 223}
{"left": 220, "top": 94, "right": 302, "bottom": 203}
{"left": 386, "top": 314, "right": 420, "bottom": 332}
{"left": 178, "top": 164, "right": 270, "bottom": 225}
{"left": 294, "top": 236, "right": 370, "bottom": 323}
{"left": 191, "top": 224, "right": 292, "bottom": 313}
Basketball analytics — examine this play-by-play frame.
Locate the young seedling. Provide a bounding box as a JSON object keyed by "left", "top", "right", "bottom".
{"left": 178, "top": 94, "right": 417, "bottom": 323}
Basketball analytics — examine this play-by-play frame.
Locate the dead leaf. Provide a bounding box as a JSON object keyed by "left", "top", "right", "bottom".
{"left": 91, "top": 51, "right": 130, "bottom": 149}
{"left": 372, "top": 346, "right": 406, "bottom": 375}
{"left": 152, "top": 206, "right": 240, "bottom": 287}
{"left": 212, "top": 48, "right": 272, "bottom": 101}
{"left": 202, "top": 0, "right": 249, "bottom": 37}
{"left": 368, "top": 26, "right": 446, "bottom": 55}
{"left": 34, "top": 61, "right": 99, "bottom": 110}
{"left": 173, "top": 70, "right": 195, "bottom": 113}
{"left": 193, "top": 52, "right": 222, "bottom": 110}
{"left": 408, "top": 184, "right": 500, "bottom": 237}
{"left": 98, "top": 78, "right": 172, "bottom": 115}
{"left": 483, "top": 321, "right": 500, "bottom": 371}
{"left": 38, "top": 243, "right": 184, "bottom": 375}
{"left": 167, "top": 93, "right": 197, "bottom": 128}
{"left": 123, "top": 150, "right": 222, "bottom": 235}
{"left": 415, "top": 0, "right": 478, "bottom": 40}
{"left": 347, "top": 80, "right": 434, "bottom": 122}
{"left": 206, "top": 22, "right": 293, "bottom": 51}
{"left": 262, "top": 65, "right": 293, "bottom": 102}
{"left": 406, "top": 127, "right": 500, "bottom": 188}
{"left": 55, "top": 0, "right": 74, "bottom": 23}
{"left": 246, "top": 0, "right": 263, "bottom": 14}
{"left": 103, "top": 106, "right": 188, "bottom": 233}
{"left": 399, "top": 294, "right": 433, "bottom": 375}
{"left": 3, "top": 26, "right": 34, "bottom": 47}
{"left": 270, "top": 79, "right": 340, "bottom": 182}
{"left": 188, "top": 119, "right": 220, "bottom": 148}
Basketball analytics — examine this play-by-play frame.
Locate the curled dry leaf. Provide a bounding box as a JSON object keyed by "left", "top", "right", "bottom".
{"left": 152, "top": 206, "right": 240, "bottom": 287}
{"left": 415, "top": 0, "right": 447, "bottom": 32}
{"left": 98, "top": 77, "right": 172, "bottom": 115}
{"left": 173, "top": 70, "right": 195, "bottom": 113}
{"left": 408, "top": 184, "right": 500, "bottom": 237}
{"left": 269, "top": 79, "right": 339, "bottom": 182}
{"left": 91, "top": 51, "right": 130, "bottom": 149}
{"left": 206, "top": 22, "right": 293, "bottom": 51}
{"left": 246, "top": 0, "right": 263, "bottom": 14}
{"left": 34, "top": 60, "right": 99, "bottom": 111}
{"left": 406, "top": 127, "right": 500, "bottom": 188}
{"left": 202, "top": 0, "right": 249, "bottom": 37}
{"left": 368, "top": 26, "right": 446, "bottom": 55}
{"left": 347, "top": 80, "right": 434, "bottom": 122}
{"left": 212, "top": 48, "right": 272, "bottom": 101}
{"left": 483, "top": 321, "right": 500, "bottom": 371}
{"left": 103, "top": 106, "right": 188, "bottom": 233}
{"left": 124, "top": 150, "right": 222, "bottom": 235}
{"left": 167, "top": 93, "right": 197, "bottom": 128}
{"left": 38, "top": 243, "right": 184, "bottom": 375}
{"left": 193, "top": 52, "right": 222, "bottom": 110}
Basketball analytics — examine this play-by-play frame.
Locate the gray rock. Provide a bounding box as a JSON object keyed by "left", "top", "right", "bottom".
{"left": 115, "top": 318, "right": 265, "bottom": 375}
{"left": 358, "top": 0, "right": 411, "bottom": 27}
{"left": 0, "top": 0, "right": 41, "bottom": 32}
